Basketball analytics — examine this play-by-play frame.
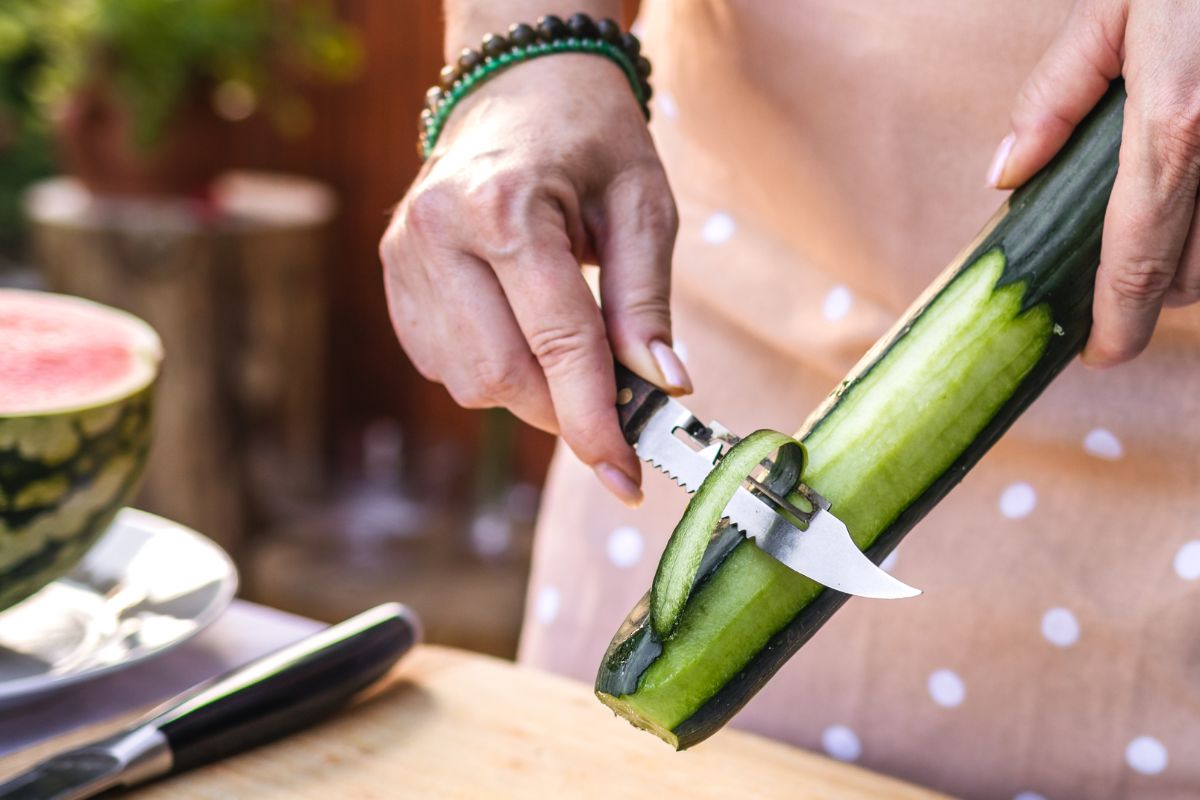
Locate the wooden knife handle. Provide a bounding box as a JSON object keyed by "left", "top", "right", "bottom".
{"left": 614, "top": 362, "right": 669, "bottom": 445}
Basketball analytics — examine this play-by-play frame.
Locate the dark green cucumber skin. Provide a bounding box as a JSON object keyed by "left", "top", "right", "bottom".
{"left": 596, "top": 82, "right": 1126, "bottom": 747}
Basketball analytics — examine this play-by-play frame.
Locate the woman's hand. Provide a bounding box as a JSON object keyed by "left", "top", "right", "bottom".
{"left": 380, "top": 56, "right": 689, "bottom": 506}
{"left": 989, "top": 0, "right": 1200, "bottom": 366}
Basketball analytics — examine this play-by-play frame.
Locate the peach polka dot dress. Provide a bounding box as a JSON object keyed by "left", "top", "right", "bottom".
{"left": 519, "top": 2, "right": 1200, "bottom": 798}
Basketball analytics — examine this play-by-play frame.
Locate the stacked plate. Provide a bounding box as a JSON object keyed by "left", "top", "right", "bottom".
{"left": 0, "top": 508, "right": 237, "bottom": 709}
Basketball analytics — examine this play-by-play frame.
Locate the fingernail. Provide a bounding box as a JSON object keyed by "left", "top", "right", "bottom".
{"left": 987, "top": 133, "right": 1015, "bottom": 188}
{"left": 649, "top": 340, "right": 693, "bottom": 395}
{"left": 595, "top": 462, "right": 643, "bottom": 508}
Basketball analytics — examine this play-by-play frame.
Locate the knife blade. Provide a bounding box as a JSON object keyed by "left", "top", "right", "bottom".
{"left": 0, "top": 603, "right": 420, "bottom": 800}
{"left": 615, "top": 364, "right": 919, "bottom": 600}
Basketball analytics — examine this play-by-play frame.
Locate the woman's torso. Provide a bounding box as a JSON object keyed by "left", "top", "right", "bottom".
{"left": 519, "top": 3, "right": 1200, "bottom": 798}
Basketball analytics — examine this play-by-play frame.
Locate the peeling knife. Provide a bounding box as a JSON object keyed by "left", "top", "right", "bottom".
{"left": 0, "top": 603, "right": 420, "bottom": 800}
{"left": 615, "top": 364, "right": 919, "bottom": 600}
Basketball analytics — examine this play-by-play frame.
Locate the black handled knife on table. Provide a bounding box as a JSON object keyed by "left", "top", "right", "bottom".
{"left": 616, "top": 364, "right": 919, "bottom": 599}
{"left": 0, "top": 603, "right": 420, "bottom": 800}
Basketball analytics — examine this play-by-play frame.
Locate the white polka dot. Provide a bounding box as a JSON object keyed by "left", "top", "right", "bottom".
{"left": 1083, "top": 428, "right": 1123, "bottom": 460}
{"left": 880, "top": 549, "right": 899, "bottom": 573}
{"left": 534, "top": 586, "right": 561, "bottom": 624}
{"left": 673, "top": 340, "right": 689, "bottom": 365}
{"left": 701, "top": 212, "right": 735, "bottom": 244}
{"left": 999, "top": 482, "right": 1037, "bottom": 519}
{"left": 1173, "top": 540, "right": 1200, "bottom": 581}
{"left": 607, "top": 526, "right": 644, "bottom": 568}
{"left": 822, "top": 284, "right": 853, "bottom": 322}
{"left": 1125, "top": 736, "right": 1168, "bottom": 775}
{"left": 1014, "top": 792, "right": 1047, "bottom": 800}
{"left": 656, "top": 90, "right": 678, "bottom": 120}
{"left": 469, "top": 510, "right": 512, "bottom": 558}
{"left": 1041, "top": 607, "right": 1080, "bottom": 647}
{"left": 928, "top": 669, "right": 965, "bottom": 708}
{"left": 820, "top": 724, "right": 861, "bottom": 762}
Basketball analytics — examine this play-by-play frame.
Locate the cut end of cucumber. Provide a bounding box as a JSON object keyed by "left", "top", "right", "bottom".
{"left": 605, "top": 540, "right": 823, "bottom": 735}
{"left": 596, "top": 690, "right": 683, "bottom": 749}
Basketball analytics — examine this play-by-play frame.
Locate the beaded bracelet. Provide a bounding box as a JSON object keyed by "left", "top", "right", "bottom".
{"left": 418, "top": 13, "right": 653, "bottom": 160}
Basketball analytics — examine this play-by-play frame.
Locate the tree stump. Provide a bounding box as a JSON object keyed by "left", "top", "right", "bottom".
{"left": 24, "top": 173, "right": 336, "bottom": 555}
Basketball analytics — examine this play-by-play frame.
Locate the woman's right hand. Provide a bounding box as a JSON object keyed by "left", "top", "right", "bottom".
{"left": 380, "top": 55, "right": 690, "bottom": 506}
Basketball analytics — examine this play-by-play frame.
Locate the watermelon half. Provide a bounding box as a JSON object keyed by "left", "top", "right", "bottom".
{"left": 0, "top": 288, "right": 161, "bottom": 612}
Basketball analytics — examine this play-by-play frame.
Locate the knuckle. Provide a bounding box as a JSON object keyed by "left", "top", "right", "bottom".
{"left": 614, "top": 290, "right": 672, "bottom": 337}
{"left": 444, "top": 377, "right": 488, "bottom": 410}
{"left": 1103, "top": 257, "right": 1176, "bottom": 306}
{"left": 1012, "top": 80, "right": 1072, "bottom": 138}
{"left": 405, "top": 183, "right": 455, "bottom": 239}
{"left": 468, "top": 358, "right": 527, "bottom": 406}
{"left": 464, "top": 168, "right": 545, "bottom": 258}
{"left": 378, "top": 219, "right": 405, "bottom": 268}
{"left": 611, "top": 162, "right": 679, "bottom": 242}
{"left": 1144, "top": 101, "right": 1200, "bottom": 187}
{"left": 646, "top": 193, "right": 680, "bottom": 241}
{"left": 445, "top": 385, "right": 484, "bottom": 410}
{"left": 527, "top": 324, "right": 604, "bottom": 374}
{"left": 465, "top": 168, "right": 533, "bottom": 218}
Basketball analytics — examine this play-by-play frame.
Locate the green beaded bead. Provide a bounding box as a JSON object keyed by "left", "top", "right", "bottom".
{"left": 421, "top": 34, "right": 651, "bottom": 159}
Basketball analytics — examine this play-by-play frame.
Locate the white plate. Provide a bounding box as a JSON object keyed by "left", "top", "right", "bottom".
{"left": 0, "top": 508, "right": 237, "bottom": 708}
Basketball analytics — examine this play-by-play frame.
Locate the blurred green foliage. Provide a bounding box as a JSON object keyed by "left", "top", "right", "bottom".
{"left": 0, "top": 0, "right": 360, "bottom": 147}
{"left": 0, "top": 123, "right": 52, "bottom": 254}
{"left": 0, "top": 128, "right": 52, "bottom": 256}
{"left": 0, "top": 1, "right": 53, "bottom": 253}
{"left": 0, "top": 0, "right": 359, "bottom": 248}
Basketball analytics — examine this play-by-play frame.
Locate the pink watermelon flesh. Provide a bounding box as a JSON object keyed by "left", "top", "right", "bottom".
{"left": 0, "top": 290, "right": 161, "bottom": 415}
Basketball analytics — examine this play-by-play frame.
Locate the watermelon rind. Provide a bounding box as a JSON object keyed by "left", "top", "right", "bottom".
{"left": 0, "top": 290, "right": 161, "bottom": 612}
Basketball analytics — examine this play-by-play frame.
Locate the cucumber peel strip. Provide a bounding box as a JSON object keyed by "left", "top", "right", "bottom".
{"left": 649, "top": 430, "right": 806, "bottom": 639}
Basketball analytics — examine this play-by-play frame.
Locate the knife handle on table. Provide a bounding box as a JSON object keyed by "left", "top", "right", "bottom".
{"left": 614, "top": 363, "right": 669, "bottom": 444}
{"left": 150, "top": 603, "right": 420, "bottom": 774}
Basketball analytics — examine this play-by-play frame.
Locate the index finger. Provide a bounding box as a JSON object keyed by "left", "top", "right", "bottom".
{"left": 486, "top": 199, "right": 643, "bottom": 503}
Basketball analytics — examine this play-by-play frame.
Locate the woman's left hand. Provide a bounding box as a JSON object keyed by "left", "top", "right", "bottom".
{"left": 989, "top": 0, "right": 1200, "bottom": 367}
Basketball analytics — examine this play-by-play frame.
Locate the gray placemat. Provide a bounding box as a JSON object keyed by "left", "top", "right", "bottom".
{"left": 0, "top": 600, "right": 322, "bottom": 756}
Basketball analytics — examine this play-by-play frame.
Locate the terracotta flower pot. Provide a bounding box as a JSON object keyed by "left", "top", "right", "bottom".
{"left": 54, "top": 80, "right": 229, "bottom": 198}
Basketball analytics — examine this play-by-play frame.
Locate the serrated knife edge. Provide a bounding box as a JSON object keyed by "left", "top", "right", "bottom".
{"left": 625, "top": 387, "right": 920, "bottom": 600}
{"left": 632, "top": 398, "right": 712, "bottom": 493}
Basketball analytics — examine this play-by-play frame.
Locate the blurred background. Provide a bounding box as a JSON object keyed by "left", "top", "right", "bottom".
{"left": 0, "top": 1, "right": 634, "bottom": 658}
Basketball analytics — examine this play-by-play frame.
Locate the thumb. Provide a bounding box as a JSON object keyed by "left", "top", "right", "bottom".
{"left": 989, "top": 3, "right": 1124, "bottom": 190}
{"left": 597, "top": 168, "right": 692, "bottom": 395}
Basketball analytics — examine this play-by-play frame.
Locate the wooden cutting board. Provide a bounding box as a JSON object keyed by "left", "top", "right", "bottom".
{"left": 5, "top": 645, "right": 955, "bottom": 799}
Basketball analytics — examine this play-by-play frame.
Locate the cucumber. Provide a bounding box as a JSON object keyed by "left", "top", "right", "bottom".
{"left": 596, "top": 82, "right": 1126, "bottom": 748}
{"left": 650, "top": 430, "right": 805, "bottom": 640}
